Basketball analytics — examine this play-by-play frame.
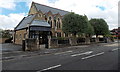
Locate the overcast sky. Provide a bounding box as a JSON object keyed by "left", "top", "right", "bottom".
{"left": 0, "top": 0, "right": 119, "bottom": 30}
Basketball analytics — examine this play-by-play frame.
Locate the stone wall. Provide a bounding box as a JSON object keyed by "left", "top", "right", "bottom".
{"left": 14, "top": 29, "right": 27, "bottom": 45}
{"left": 24, "top": 38, "right": 40, "bottom": 51}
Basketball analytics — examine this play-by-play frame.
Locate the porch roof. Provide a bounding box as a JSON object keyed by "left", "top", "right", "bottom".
{"left": 30, "top": 20, "right": 50, "bottom": 27}
{"left": 15, "top": 15, "right": 51, "bottom": 31}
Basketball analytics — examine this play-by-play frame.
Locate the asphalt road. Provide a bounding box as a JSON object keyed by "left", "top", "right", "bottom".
{"left": 2, "top": 42, "right": 119, "bottom": 72}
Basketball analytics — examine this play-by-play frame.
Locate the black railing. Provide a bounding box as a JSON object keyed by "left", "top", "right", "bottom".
{"left": 58, "top": 39, "right": 69, "bottom": 44}
{"left": 77, "top": 38, "right": 85, "bottom": 43}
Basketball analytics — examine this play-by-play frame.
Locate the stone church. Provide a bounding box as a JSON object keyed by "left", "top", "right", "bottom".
{"left": 13, "top": 2, "right": 69, "bottom": 45}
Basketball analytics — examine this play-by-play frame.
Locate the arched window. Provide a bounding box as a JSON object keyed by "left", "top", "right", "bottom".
{"left": 57, "top": 18, "right": 61, "bottom": 29}
{"left": 48, "top": 16, "right": 52, "bottom": 27}
{"left": 54, "top": 20, "right": 56, "bottom": 26}
{"left": 19, "top": 34, "right": 22, "bottom": 40}
{"left": 49, "top": 17, "right": 52, "bottom": 20}
{"left": 50, "top": 21, "right": 52, "bottom": 27}
{"left": 44, "top": 15, "right": 47, "bottom": 21}
{"left": 48, "top": 21, "right": 50, "bottom": 24}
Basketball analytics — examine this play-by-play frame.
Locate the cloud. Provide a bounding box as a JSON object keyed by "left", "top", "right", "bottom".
{"left": 0, "top": 0, "right": 16, "bottom": 10}
{"left": 0, "top": 0, "right": 119, "bottom": 30}
{"left": 30, "top": 0, "right": 119, "bottom": 30}
{"left": 0, "top": 13, "right": 26, "bottom": 30}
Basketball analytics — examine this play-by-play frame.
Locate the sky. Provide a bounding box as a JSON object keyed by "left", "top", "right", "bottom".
{"left": 0, "top": 0, "right": 119, "bottom": 30}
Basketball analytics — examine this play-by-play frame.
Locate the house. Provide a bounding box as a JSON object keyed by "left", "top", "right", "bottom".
{"left": 13, "top": 2, "right": 69, "bottom": 45}
{"left": 110, "top": 27, "right": 120, "bottom": 39}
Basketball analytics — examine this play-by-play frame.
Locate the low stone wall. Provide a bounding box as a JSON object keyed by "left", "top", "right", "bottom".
{"left": 49, "top": 38, "right": 58, "bottom": 48}
{"left": 23, "top": 38, "right": 40, "bottom": 51}
{"left": 49, "top": 38, "right": 70, "bottom": 48}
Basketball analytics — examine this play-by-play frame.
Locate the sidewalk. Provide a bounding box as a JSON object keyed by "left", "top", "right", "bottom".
{"left": 1, "top": 42, "right": 117, "bottom": 61}
{"left": 1, "top": 43, "right": 22, "bottom": 52}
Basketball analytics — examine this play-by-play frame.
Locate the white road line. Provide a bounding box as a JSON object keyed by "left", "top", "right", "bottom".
{"left": 111, "top": 48, "right": 119, "bottom": 51}
{"left": 54, "top": 50, "right": 73, "bottom": 55}
{"left": 71, "top": 51, "right": 93, "bottom": 57}
{"left": 39, "top": 64, "right": 61, "bottom": 72}
{"left": 81, "top": 52, "right": 104, "bottom": 60}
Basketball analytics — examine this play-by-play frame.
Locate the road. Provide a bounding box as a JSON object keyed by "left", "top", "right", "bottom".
{"left": 1, "top": 42, "right": 119, "bottom": 72}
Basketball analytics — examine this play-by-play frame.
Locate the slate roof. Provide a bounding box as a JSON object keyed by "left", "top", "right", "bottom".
{"left": 15, "top": 15, "right": 50, "bottom": 30}
{"left": 34, "top": 2, "right": 69, "bottom": 16}
{"left": 30, "top": 20, "right": 50, "bottom": 27}
{"left": 15, "top": 14, "right": 36, "bottom": 30}
{"left": 15, "top": 2, "right": 69, "bottom": 30}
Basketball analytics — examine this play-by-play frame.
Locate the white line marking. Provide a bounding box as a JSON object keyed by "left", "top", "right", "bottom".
{"left": 81, "top": 52, "right": 104, "bottom": 60}
{"left": 111, "top": 48, "right": 119, "bottom": 51}
{"left": 71, "top": 51, "right": 93, "bottom": 57}
{"left": 39, "top": 64, "right": 61, "bottom": 72}
{"left": 54, "top": 50, "right": 73, "bottom": 55}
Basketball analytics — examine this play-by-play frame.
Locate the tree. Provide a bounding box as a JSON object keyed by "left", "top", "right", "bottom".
{"left": 89, "top": 18, "right": 109, "bottom": 36}
{"left": 0, "top": 29, "right": 12, "bottom": 38}
{"left": 89, "top": 18, "right": 110, "bottom": 42}
{"left": 83, "top": 15, "right": 94, "bottom": 35}
{"left": 62, "top": 12, "right": 91, "bottom": 36}
{"left": 62, "top": 12, "right": 94, "bottom": 44}
{"left": 62, "top": 12, "right": 78, "bottom": 36}
{"left": 83, "top": 15, "right": 94, "bottom": 44}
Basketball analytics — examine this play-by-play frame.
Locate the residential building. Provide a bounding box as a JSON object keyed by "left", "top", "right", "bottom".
{"left": 110, "top": 27, "right": 120, "bottom": 39}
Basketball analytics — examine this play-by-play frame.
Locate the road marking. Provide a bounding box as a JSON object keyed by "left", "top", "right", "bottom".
{"left": 38, "top": 64, "right": 61, "bottom": 72}
{"left": 111, "top": 48, "right": 119, "bottom": 51}
{"left": 81, "top": 52, "right": 104, "bottom": 60}
{"left": 54, "top": 50, "right": 73, "bottom": 55}
{"left": 71, "top": 51, "right": 93, "bottom": 57}
{"left": 104, "top": 43, "right": 118, "bottom": 47}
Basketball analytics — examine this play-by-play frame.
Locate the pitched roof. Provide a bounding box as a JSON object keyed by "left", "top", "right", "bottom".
{"left": 15, "top": 15, "right": 51, "bottom": 30}
{"left": 15, "top": 14, "right": 36, "bottom": 30}
{"left": 30, "top": 20, "right": 50, "bottom": 27}
{"left": 34, "top": 2, "right": 69, "bottom": 16}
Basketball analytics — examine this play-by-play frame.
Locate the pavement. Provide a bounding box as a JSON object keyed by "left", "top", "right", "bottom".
{"left": 0, "top": 43, "right": 22, "bottom": 52}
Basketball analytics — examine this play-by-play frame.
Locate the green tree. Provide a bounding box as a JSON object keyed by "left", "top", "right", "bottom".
{"left": 83, "top": 15, "right": 94, "bottom": 35}
{"left": 89, "top": 18, "right": 110, "bottom": 42}
{"left": 83, "top": 15, "right": 94, "bottom": 44}
{"left": 62, "top": 12, "right": 79, "bottom": 36}
{"left": 89, "top": 18, "right": 109, "bottom": 36}
{"left": 62, "top": 13, "right": 94, "bottom": 44}
{"left": 62, "top": 12, "right": 92, "bottom": 36}
{"left": 0, "top": 29, "right": 12, "bottom": 38}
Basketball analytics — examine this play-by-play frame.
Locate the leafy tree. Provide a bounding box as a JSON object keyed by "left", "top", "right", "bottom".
{"left": 62, "top": 13, "right": 94, "bottom": 44}
{"left": 89, "top": 18, "right": 109, "bottom": 36}
{"left": 62, "top": 12, "right": 93, "bottom": 36}
{"left": 89, "top": 18, "right": 110, "bottom": 42}
{"left": 82, "top": 15, "right": 94, "bottom": 44}
{"left": 83, "top": 15, "right": 94, "bottom": 36}
{"left": 62, "top": 12, "right": 79, "bottom": 36}
{"left": 0, "top": 29, "right": 12, "bottom": 38}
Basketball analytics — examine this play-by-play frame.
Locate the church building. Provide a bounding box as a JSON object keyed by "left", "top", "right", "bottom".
{"left": 13, "top": 2, "right": 69, "bottom": 45}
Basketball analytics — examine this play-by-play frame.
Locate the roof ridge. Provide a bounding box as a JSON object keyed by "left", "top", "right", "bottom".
{"left": 33, "top": 2, "right": 69, "bottom": 13}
